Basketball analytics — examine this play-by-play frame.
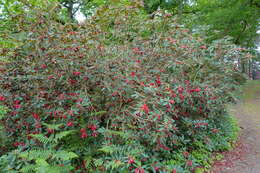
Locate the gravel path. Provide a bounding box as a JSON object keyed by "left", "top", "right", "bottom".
{"left": 211, "top": 81, "right": 260, "bottom": 173}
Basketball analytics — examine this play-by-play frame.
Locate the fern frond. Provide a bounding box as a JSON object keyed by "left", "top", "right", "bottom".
{"left": 53, "top": 151, "right": 78, "bottom": 161}
{"left": 36, "top": 165, "right": 72, "bottom": 173}
{"left": 84, "top": 156, "right": 94, "bottom": 170}
{"left": 19, "top": 149, "right": 53, "bottom": 161}
{"left": 29, "top": 134, "right": 53, "bottom": 144}
{"left": 42, "top": 123, "right": 63, "bottom": 130}
{"left": 54, "top": 130, "right": 76, "bottom": 143}
{"left": 35, "top": 158, "right": 49, "bottom": 166}
{"left": 98, "top": 145, "right": 116, "bottom": 154}
{"left": 30, "top": 134, "right": 54, "bottom": 144}
{"left": 20, "top": 164, "right": 37, "bottom": 173}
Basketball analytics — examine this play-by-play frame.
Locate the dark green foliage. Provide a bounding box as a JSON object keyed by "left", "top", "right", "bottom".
{"left": 194, "top": 0, "right": 259, "bottom": 47}
{"left": 0, "top": 3, "right": 248, "bottom": 172}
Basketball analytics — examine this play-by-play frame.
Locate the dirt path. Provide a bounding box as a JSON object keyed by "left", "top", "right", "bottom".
{"left": 211, "top": 81, "right": 260, "bottom": 173}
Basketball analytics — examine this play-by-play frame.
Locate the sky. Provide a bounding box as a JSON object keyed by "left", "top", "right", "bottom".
{"left": 256, "top": 30, "right": 260, "bottom": 52}
{"left": 74, "top": 3, "right": 86, "bottom": 23}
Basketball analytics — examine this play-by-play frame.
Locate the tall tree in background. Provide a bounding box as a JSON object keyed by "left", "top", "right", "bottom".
{"left": 0, "top": 0, "right": 259, "bottom": 47}
{"left": 58, "top": 0, "right": 95, "bottom": 21}
{"left": 143, "top": 0, "right": 192, "bottom": 14}
{"left": 194, "top": 0, "right": 259, "bottom": 47}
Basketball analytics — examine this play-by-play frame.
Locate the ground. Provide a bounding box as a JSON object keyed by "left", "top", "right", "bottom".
{"left": 211, "top": 80, "right": 260, "bottom": 173}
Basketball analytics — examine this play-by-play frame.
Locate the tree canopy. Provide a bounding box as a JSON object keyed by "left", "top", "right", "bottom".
{"left": 0, "top": 0, "right": 259, "bottom": 47}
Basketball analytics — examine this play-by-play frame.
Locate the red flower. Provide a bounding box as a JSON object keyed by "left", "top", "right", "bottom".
{"left": 67, "top": 121, "right": 74, "bottom": 127}
{"left": 169, "top": 100, "right": 175, "bottom": 104}
{"left": 80, "top": 128, "right": 87, "bottom": 139}
{"left": 180, "top": 45, "right": 188, "bottom": 49}
{"left": 0, "top": 95, "right": 5, "bottom": 101}
{"left": 154, "top": 167, "right": 159, "bottom": 171}
{"left": 178, "top": 86, "right": 184, "bottom": 94}
{"left": 182, "top": 29, "right": 189, "bottom": 33}
{"left": 47, "top": 128, "right": 54, "bottom": 134}
{"left": 13, "top": 142, "right": 25, "bottom": 147}
{"left": 32, "top": 113, "right": 40, "bottom": 120}
{"left": 183, "top": 151, "right": 189, "bottom": 157}
{"left": 68, "top": 31, "right": 76, "bottom": 35}
{"left": 14, "top": 100, "right": 20, "bottom": 104}
{"left": 212, "top": 129, "right": 219, "bottom": 133}
{"left": 131, "top": 72, "right": 136, "bottom": 77}
{"left": 141, "top": 104, "right": 149, "bottom": 114}
{"left": 195, "top": 88, "right": 201, "bottom": 92}
{"left": 155, "top": 76, "right": 161, "bottom": 86}
{"left": 48, "top": 75, "right": 55, "bottom": 80}
{"left": 234, "top": 48, "right": 245, "bottom": 51}
{"left": 134, "top": 167, "right": 145, "bottom": 173}
{"left": 186, "top": 160, "right": 193, "bottom": 167}
{"left": 160, "top": 144, "right": 170, "bottom": 151}
{"left": 136, "top": 59, "right": 141, "bottom": 63}
{"left": 14, "top": 104, "right": 21, "bottom": 109}
{"left": 164, "top": 13, "right": 172, "bottom": 17}
{"left": 128, "top": 158, "right": 135, "bottom": 164}
{"left": 139, "top": 82, "right": 146, "bottom": 87}
{"left": 41, "top": 64, "right": 47, "bottom": 69}
{"left": 35, "top": 122, "right": 41, "bottom": 129}
{"left": 77, "top": 98, "right": 83, "bottom": 103}
{"left": 200, "top": 45, "right": 207, "bottom": 49}
{"left": 167, "top": 37, "right": 177, "bottom": 44}
{"left": 88, "top": 124, "right": 97, "bottom": 131}
{"left": 111, "top": 91, "right": 118, "bottom": 97}
{"left": 92, "top": 132, "right": 98, "bottom": 137}
{"left": 179, "top": 94, "right": 185, "bottom": 101}
{"left": 172, "top": 169, "right": 177, "bottom": 173}
{"left": 73, "top": 71, "right": 81, "bottom": 76}
{"left": 69, "top": 79, "right": 77, "bottom": 85}
{"left": 68, "top": 110, "right": 74, "bottom": 116}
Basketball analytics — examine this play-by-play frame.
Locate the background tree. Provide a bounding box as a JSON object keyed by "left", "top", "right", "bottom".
{"left": 193, "top": 0, "right": 259, "bottom": 47}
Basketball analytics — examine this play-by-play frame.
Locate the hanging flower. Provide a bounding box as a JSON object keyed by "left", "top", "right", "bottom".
{"left": 47, "top": 128, "right": 54, "bottom": 134}
{"left": 141, "top": 104, "right": 149, "bottom": 114}
{"left": 155, "top": 76, "right": 161, "bottom": 86}
{"left": 128, "top": 157, "right": 135, "bottom": 164}
{"left": 67, "top": 121, "right": 74, "bottom": 127}
{"left": 88, "top": 124, "right": 97, "bottom": 131}
{"left": 134, "top": 167, "right": 145, "bottom": 173}
{"left": 41, "top": 64, "right": 47, "bottom": 69}
{"left": 195, "top": 88, "right": 201, "bottom": 92}
{"left": 32, "top": 113, "right": 40, "bottom": 120}
{"left": 136, "top": 59, "right": 141, "bottom": 63}
{"left": 73, "top": 71, "right": 81, "bottom": 76}
{"left": 182, "top": 151, "right": 189, "bottom": 158}
{"left": 0, "top": 95, "right": 6, "bottom": 101}
{"left": 186, "top": 160, "right": 193, "bottom": 167}
{"left": 80, "top": 128, "right": 87, "bottom": 139}
{"left": 199, "top": 45, "right": 207, "bottom": 49}
{"left": 169, "top": 100, "right": 175, "bottom": 104}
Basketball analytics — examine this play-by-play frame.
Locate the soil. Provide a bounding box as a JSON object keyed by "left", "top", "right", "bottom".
{"left": 210, "top": 81, "right": 260, "bottom": 173}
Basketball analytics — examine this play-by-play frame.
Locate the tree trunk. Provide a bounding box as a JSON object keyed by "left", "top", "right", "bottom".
{"left": 68, "top": 1, "right": 74, "bottom": 21}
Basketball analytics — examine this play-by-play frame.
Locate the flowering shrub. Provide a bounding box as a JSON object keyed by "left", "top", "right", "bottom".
{"left": 0, "top": 3, "right": 246, "bottom": 173}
